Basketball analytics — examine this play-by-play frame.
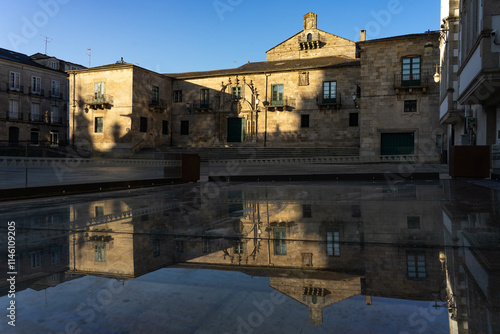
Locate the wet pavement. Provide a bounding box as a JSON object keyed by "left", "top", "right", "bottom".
{"left": 0, "top": 179, "right": 498, "bottom": 333}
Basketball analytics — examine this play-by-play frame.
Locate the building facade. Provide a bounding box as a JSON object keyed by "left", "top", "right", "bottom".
{"left": 0, "top": 48, "right": 84, "bottom": 154}
{"left": 439, "top": 0, "right": 500, "bottom": 176}
{"left": 68, "top": 61, "right": 173, "bottom": 155}
{"left": 69, "top": 13, "right": 442, "bottom": 162}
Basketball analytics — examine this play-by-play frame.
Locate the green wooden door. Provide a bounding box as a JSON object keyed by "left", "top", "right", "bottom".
{"left": 381, "top": 133, "right": 414, "bottom": 155}
{"left": 227, "top": 118, "right": 245, "bottom": 143}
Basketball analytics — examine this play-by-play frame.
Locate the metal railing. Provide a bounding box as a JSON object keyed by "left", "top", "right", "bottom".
{"left": 0, "top": 156, "right": 182, "bottom": 169}
{"left": 208, "top": 154, "right": 441, "bottom": 166}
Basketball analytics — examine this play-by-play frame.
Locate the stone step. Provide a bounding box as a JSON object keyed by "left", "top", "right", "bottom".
{"left": 145, "top": 147, "right": 359, "bottom": 161}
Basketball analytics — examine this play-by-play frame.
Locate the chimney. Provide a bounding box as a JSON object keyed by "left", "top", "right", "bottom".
{"left": 360, "top": 30, "right": 366, "bottom": 42}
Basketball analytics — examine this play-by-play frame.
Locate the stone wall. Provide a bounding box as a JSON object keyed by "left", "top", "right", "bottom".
{"left": 359, "top": 34, "right": 443, "bottom": 160}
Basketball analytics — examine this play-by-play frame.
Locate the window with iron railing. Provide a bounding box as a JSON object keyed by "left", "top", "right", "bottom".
{"left": 32, "top": 76, "right": 41, "bottom": 94}
{"left": 200, "top": 89, "right": 210, "bottom": 108}
{"left": 51, "top": 80, "right": 60, "bottom": 98}
{"left": 401, "top": 57, "right": 421, "bottom": 86}
{"left": 152, "top": 85, "right": 159, "bottom": 105}
{"left": 9, "top": 72, "right": 20, "bottom": 90}
{"left": 322, "top": 81, "right": 337, "bottom": 104}
{"left": 271, "top": 84, "right": 284, "bottom": 105}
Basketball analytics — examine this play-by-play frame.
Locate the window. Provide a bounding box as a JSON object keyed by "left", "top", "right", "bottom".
{"left": 95, "top": 206, "right": 104, "bottom": 217}
{"left": 94, "top": 82, "right": 105, "bottom": 101}
{"left": 9, "top": 72, "right": 20, "bottom": 90}
{"left": 95, "top": 117, "right": 103, "bottom": 133}
{"left": 51, "top": 80, "right": 60, "bottom": 98}
{"left": 299, "top": 72, "right": 309, "bottom": 86}
{"left": 162, "top": 120, "right": 169, "bottom": 135}
{"left": 30, "top": 130, "right": 39, "bottom": 145}
{"left": 234, "top": 241, "right": 244, "bottom": 254}
{"left": 32, "top": 76, "right": 41, "bottom": 94}
{"left": 51, "top": 247, "right": 61, "bottom": 264}
{"left": 31, "top": 103, "right": 41, "bottom": 122}
{"left": 200, "top": 89, "right": 209, "bottom": 108}
{"left": 173, "top": 90, "right": 182, "bottom": 103}
{"left": 323, "top": 81, "right": 337, "bottom": 103}
{"left": 71, "top": 66, "right": 77, "bottom": 70}
{"left": 349, "top": 113, "right": 359, "bottom": 127}
{"left": 401, "top": 57, "right": 421, "bottom": 86}
{"left": 175, "top": 239, "right": 184, "bottom": 253}
{"left": 153, "top": 240, "right": 160, "bottom": 257}
{"left": 407, "top": 216, "right": 421, "bottom": 229}
{"left": 9, "top": 100, "right": 19, "bottom": 119}
{"left": 404, "top": 100, "right": 417, "bottom": 113}
{"left": 407, "top": 251, "right": 426, "bottom": 278}
{"left": 51, "top": 106, "right": 59, "bottom": 124}
{"left": 232, "top": 86, "right": 241, "bottom": 100}
{"left": 351, "top": 205, "right": 361, "bottom": 218}
{"left": 271, "top": 84, "right": 284, "bottom": 105}
{"left": 301, "top": 114, "right": 309, "bottom": 128}
{"left": 50, "top": 131, "right": 59, "bottom": 146}
{"left": 180, "top": 120, "right": 189, "bottom": 135}
{"left": 307, "top": 33, "right": 312, "bottom": 41}
{"left": 140, "top": 117, "right": 148, "bottom": 132}
{"left": 274, "top": 228, "right": 287, "bottom": 255}
{"left": 30, "top": 251, "right": 41, "bottom": 268}
{"left": 94, "top": 242, "right": 106, "bottom": 262}
{"left": 152, "top": 85, "right": 159, "bottom": 105}
{"left": 436, "top": 134, "right": 442, "bottom": 149}
{"left": 51, "top": 61, "right": 57, "bottom": 69}
{"left": 326, "top": 229, "right": 340, "bottom": 256}
{"left": 303, "top": 204, "right": 312, "bottom": 218}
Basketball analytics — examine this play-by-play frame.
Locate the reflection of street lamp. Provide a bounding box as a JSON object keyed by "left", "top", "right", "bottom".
{"left": 185, "top": 102, "right": 191, "bottom": 113}
{"left": 439, "top": 251, "right": 446, "bottom": 271}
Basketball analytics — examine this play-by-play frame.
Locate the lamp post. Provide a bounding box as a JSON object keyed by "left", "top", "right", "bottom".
{"left": 263, "top": 100, "right": 269, "bottom": 147}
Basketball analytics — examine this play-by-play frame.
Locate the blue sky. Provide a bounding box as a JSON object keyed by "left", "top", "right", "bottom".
{"left": 0, "top": 0, "right": 440, "bottom": 73}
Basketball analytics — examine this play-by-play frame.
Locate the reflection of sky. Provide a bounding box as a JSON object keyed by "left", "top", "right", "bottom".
{"left": 0, "top": 268, "right": 448, "bottom": 334}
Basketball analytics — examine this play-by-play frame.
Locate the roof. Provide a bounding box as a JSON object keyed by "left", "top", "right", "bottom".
{"left": 166, "top": 56, "right": 360, "bottom": 80}
{"left": 358, "top": 31, "right": 440, "bottom": 44}
{"left": 0, "top": 48, "right": 64, "bottom": 72}
{"left": 30, "top": 52, "right": 86, "bottom": 68}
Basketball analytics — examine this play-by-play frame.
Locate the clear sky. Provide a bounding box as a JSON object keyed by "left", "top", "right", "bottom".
{"left": 0, "top": 0, "right": 440, "bottom": 74}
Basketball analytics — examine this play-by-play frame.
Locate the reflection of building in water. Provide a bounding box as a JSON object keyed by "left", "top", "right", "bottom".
{"left": 0, "top": 207, "right": 78, "bottom": 296}
{"left": 441, "top": 181, "right": 500, "bottom": 334}
{"left": 6, "top": 181, "right": 498, "bottom": 329}
{"left": 174, "top": 182, "right": 447, "bottom": 324}
{"left": 67, "top": 188, "right": 240, "bottom": 279}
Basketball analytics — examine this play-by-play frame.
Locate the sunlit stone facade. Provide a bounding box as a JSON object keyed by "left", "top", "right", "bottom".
{"left": 68, "top": 13, "right": 442, "bottom": 161}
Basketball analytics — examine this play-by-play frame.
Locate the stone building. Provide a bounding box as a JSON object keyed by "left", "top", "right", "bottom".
{"left": 69, "top": 13, "right": 442, "bottom": 161}
{"left": 0, "top": 48, "right": 83, "bottom": 153}
{"left": 68, "top": 61, "right": 173, "bottom": 155}
{"left": 358, "top": 32, "right": 443, "bottom": 159}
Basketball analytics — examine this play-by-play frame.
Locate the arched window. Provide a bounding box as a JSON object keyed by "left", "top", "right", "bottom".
{"left": 307, "top": 33, "right": 312, "bottom": 41}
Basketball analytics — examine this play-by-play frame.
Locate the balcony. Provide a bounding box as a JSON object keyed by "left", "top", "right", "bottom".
{"left": 50, "top": 91, "right": 63, "bottom": 100}
{"left": 316, "top": 93, "right": 342, "bottom": 110}
{"left": 267, "top": 97, "right": 296, "bottom": 112}
{"left": 149, "top": 98, "right": 167, "bottom": 113}
{"left": 30, "top": 88, "right": 45, "bottom": 97}
{"left": 30, "top": 113, "right": 44, "bottom": 123}
{"left": 3, "top": 84, "right": 24, "bottom": 94}
{"left": 85, "top": 94, "right": 113, "bottom": 109}
{"left": 394, "top": 72, "right": 429, "bottom": 93}
{"left": 48, "top": 116, "right": 64, "bottom": 125}
{"left": 193, "top": 100, "right": 214, "bottom": 112}
{"left": 1, "top": 111, "right": 24, "bottom": 121}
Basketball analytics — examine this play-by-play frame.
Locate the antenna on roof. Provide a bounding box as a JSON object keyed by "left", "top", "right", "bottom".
{"left": 86, "top": 48, "right": 91, "bottom": 67}
{"left": 40, "top": 35, "right": 52, "bottom": 55}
